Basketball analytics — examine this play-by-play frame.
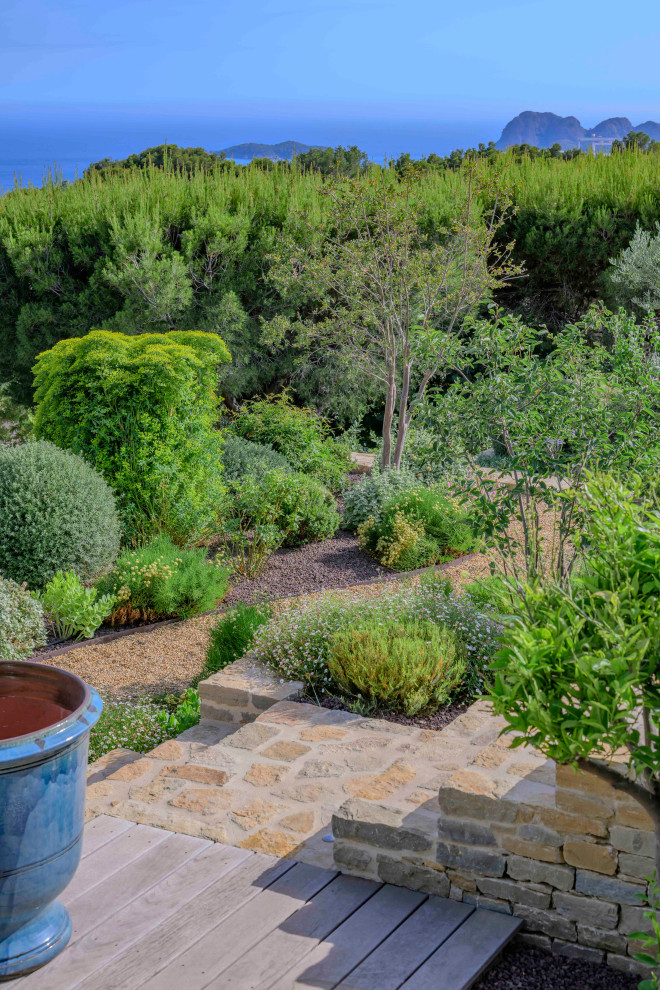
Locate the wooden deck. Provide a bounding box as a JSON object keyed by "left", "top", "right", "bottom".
{"left": 8, "top": 816, "right": 522, "bottom": 990}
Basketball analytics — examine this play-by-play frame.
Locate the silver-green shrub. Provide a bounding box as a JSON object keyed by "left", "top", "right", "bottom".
{"left": 0, "top": 441, "right": 121, "bottom": 590}
{"left": 0, "top": 576, "right": 46, "bottom": 660}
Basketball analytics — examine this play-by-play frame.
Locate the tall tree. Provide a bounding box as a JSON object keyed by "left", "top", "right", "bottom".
{"left": 267, "top": 165, "right": 520, "bottom": 469}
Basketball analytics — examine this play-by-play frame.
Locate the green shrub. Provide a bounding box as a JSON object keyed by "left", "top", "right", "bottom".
{"left": 37, "top": 571, "right": 116, "bottom": 641}
{"left": 97, "top": 535, "right": 230, "bottom": 622}
{"left": 342, "top": 469, "right": 419, "bottom": 531}
{"left": 33, "top": 330, "right": 229, "bottom": 544}
{"left": 0, "top": 441, "right": 121, "bottom": 590}
{"left": 229, "top": 394, "right": 351, "bottom": 490}
{"left": 358, "top": 487, "right": 476, "bottom": 571}
{"left": 0, "top": 576, "right": 46, "bottom": 660}
{"left": 328, "top": 618, "right": 465, "bottom": 715}
{"left": 232, "top": 470, "right": 340, "bottom": 547}
{"left": 221, "top": 435, "right": 292, "bottom": 482}
{"left": 253, "top": 577, "right": 500, "bottom": 697}
{"left": 194, "top": 602, "right": 271, "bottom": 687}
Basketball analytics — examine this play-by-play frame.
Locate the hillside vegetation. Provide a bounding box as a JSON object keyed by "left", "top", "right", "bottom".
{"left": 2, "top": 150, "right": 659, "bottom": 408}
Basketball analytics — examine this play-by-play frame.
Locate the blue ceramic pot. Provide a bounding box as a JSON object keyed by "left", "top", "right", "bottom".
{"left": 0, "top": 661, "right": 101, "bottom": 980}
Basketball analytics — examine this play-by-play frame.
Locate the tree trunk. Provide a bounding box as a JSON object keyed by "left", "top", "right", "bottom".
{"left": 381, "top": 364, "right": 397, "bottom": 471}
{"left": 393, "top": 361, "right": 412, "bottom": 470}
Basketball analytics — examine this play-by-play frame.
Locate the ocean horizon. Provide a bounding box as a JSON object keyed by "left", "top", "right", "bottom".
{"left": 0, "top": 108, "right": 501, "bottom": 192}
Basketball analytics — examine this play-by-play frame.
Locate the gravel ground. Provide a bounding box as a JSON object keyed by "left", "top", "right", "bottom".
{"left": 222, "top": 529, "right": 398, "bottom": 607}
{"left": 475, "top": 945, "right": 639, "bottom": 990}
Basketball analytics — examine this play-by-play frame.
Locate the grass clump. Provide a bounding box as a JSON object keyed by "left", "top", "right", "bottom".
{"left": 193, "top": 602, "right": 271, "bottom": 687}
{"left": 328, "top": 618, "right": 465, "bottom": 716}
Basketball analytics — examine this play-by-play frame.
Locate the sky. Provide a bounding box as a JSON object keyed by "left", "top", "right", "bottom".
{"left": 1, "top": 0, "right": 659, "bottom": 126}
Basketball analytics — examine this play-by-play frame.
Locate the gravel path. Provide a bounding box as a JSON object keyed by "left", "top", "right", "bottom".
{"left": 222, "top": 529, "right": 397, "bottom": 607}
{"left": 474, "top": 945, "right": 639, "bottom": 990}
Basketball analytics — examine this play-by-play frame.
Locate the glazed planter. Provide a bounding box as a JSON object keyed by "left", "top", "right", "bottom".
{"left": 0, "top": 661, "right": 101, "bottom": 980}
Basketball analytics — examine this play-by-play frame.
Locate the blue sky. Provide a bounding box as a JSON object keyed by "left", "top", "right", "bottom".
{"left": 1, "top": 0, "right": 659, "bottom": 126}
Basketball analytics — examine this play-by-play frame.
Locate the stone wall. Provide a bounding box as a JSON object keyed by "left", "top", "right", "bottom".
{"left": 331, "top": 706, "right": 656, "bottom": 980}
{"left": 200, "top": 653, "right": 303, "bottom": 724}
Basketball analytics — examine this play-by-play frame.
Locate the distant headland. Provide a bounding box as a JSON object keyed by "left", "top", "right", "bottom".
{"left": 496, "top": 112, "right": 660, "bottom": 150}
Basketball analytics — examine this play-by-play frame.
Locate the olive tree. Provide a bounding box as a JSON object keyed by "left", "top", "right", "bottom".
{"left": 266, "top": 165, "right": 520, "bottom": 469}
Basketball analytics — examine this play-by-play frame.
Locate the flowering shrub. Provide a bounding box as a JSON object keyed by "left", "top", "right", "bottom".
{"left": 328, "top": 618, "right": 465, "bottom": 715}
{"left": 357, "top": 487, "right": 476, "bottom": 571}
{"left": 38, "top": 571, "right": 115, "bottom": 641}
{"left": 253, "top": 576, "right": 500, "bottom": 698}
{"left": 342, "top": 469, "right": 419, "bottom": 531}
{"left": 0, "top": 576, "right": 46, "bottom": 661}
{"left": 97, "top": 535, "right": 230, "bottom": 623}
{"left": 88, "top": 699, "right": 172, "bottom": 762}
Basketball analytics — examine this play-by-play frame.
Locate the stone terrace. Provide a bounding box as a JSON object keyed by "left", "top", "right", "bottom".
{"left": 86, "top": 700, "right": 501, "bottom": 869}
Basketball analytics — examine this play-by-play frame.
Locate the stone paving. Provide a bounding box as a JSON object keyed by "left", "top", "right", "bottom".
{"left": 86, "top": 699, "right": 505, "bottom": 868}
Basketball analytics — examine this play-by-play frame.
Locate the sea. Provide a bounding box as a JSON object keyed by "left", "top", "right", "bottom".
{"left": 0, "top": 108, "right": 500, "bottom": 193}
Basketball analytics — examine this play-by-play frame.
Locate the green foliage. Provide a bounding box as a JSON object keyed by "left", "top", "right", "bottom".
{"left": 231, "top": 470, "right": 341, "bottom": 547}
{"left": 0, "top": 440, "right": 121, "bottom": 590}
{"left": 430, "top": 308, "right": 660, "bottom": 586}
{"left": 490, "top": 474, "right": 660, "bottom": 870}
{"left": 221, "top": 434, "right": 292, "bottom": 482}
{"left": 328, "top": 617, "right": 465, "bottom": 716}
{"left": 155, "top": 688, "right": 201, "bottom": 735}
{"left": 342, "top": 469, "right": 419, "bottom": 531}
{"left": 630, "top": 876, "right": 660, "bottom": 989}
{"left": 358, "top": 487, "right": 476, "bottom": 571}
{"left": 462, "top": 573, "right": 520, "bottom": 614}
{"left": 610, "top": 221, "right": 660, "bottom": 314}
{"left": 195, "top": 602, "right": 272, "bottom": 687}
{"left": 86, "top": 144, "right": 230, "bottom": 176}
{"left": 0, "top": 383, "right": 33, "bottom": 447}
{"left": 254, "top": 577, "right": 499, "bottom": 697}
{"left": 229, "top": 394, "right": 351, "bottom": 490}
{"left": 4, "top": 152, "right": 660, "bottom": 406}
{"left": 33, "top": 330, "right": 229, "bottom": 544}
{"left": 97, "top": 535, "right": 230, "bottom": 622}
{"left": 37, "top": 571, "right": 116, "bottom": 641}
{"left": 0, "top": 576, "right": 46, "bottom": 661}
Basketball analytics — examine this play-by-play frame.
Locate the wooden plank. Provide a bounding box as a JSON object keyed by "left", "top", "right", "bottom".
{"left": 210, "top": 874, "right": 378, "bottom": 990}
{"left": 141, "top": 862, "right": 338, "bottom": 990}
{"left": 71, "top": 851, "right": 294, "bottom": 990}
{"left": 16, "top": 843, "right": 251, "bottom": 990}
{"left": 22, "top": 831, "right": 211, "bottom": 990}
{"left": 337, "top": 897, "right": 474, "bottom": 990}
{"left": 267, "top": 884, "right": 426, "bottom": 990}
{"left": 398, "top": 909, "right": 523, "bottom": 990}
{"left": 62, "top": 823, "right": 169, "bottom": 905}
{"left": 79, "top": 815, "right": 134, "bottom": 858}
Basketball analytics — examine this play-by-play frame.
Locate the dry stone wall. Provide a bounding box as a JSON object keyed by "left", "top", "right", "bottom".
{"left": 331, "top": 702, "right": 656, "bottom": 979}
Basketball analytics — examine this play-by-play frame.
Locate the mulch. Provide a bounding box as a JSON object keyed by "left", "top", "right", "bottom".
{"left": 309, "top": 692, "right": 470, "bottom": 732}
{"left": 222, "top": 529, "right": 399, "bottom": 607}
{"left": 475, "top": 945, "right": 639, "bottom": 990}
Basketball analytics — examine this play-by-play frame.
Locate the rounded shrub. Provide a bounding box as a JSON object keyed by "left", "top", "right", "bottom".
{"left": 233, "top": 470, "right": 341, "bottom": 546}
{"left": 327, "top": 617, "right": 466, "bottom": 716}
{"left": 0, "top": 441, "right": 121, "bottom": 590}
{"left": 342, "top": 469, "right": 419, "bottom": 531}
{"left": 221, "top": 435, "right": 292, "bottom": 482}
{"left": 0, "top": 576, "right": 47, "bottom": 660}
